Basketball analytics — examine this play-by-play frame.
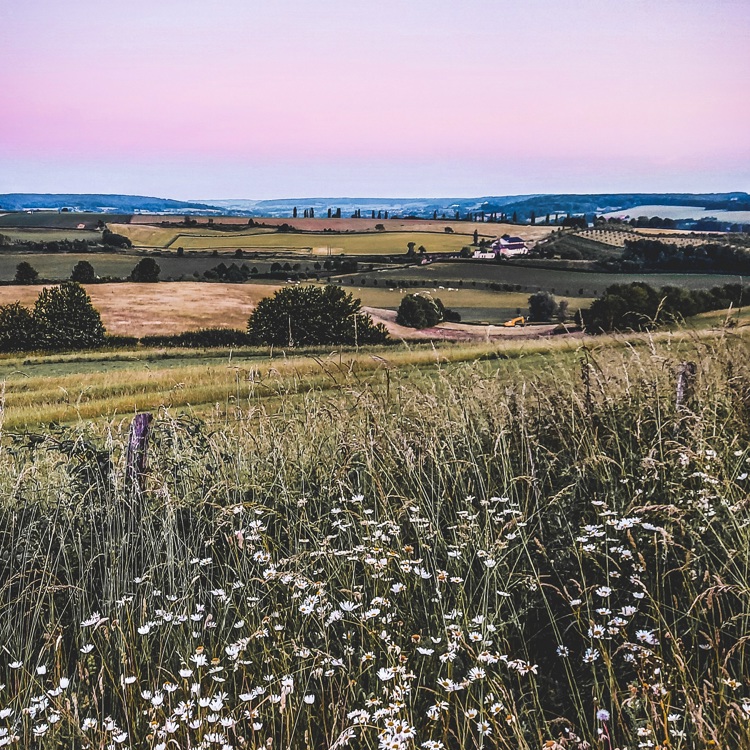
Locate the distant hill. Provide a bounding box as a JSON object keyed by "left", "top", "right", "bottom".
{"left": 0, "top": 193, "right": 221, "bottom": 214}
{"left": 204, "top": 193, "right": 750, "bottom": 220}
{"left": 2, "top": 192, "right": 749, "bottom": 223}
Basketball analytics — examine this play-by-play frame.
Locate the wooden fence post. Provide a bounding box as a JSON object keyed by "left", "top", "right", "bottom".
{"left": 675, "top": 362, "right": 697, "bottom": 413}
{"left": 126, "top": 412, "right": 153, "bottom": 497}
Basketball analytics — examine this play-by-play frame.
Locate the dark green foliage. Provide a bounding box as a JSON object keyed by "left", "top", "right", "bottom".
{"left": 0, "top": 302, "right": 36, "bottom": 352}
{"left": 583, "top": 281, "right": 750, "bottom": 333}
{"left": 528, "top": 291, "right": 558, "bottom": 321}
{"left": 32, "top": 282, "right": 106, "bottom": 350}
{"left": 614, "top": 238, "right": 750, "bottom": 273}
{"left": 396, "top": 293, "right": 444, "bottom": 328}
{"left": 15, "top": 261, "right": 39, "bottom": 284}
{"left": 71, "top": 260, "right": 96, "bottom": 283}
{"left": 130, "top": 257, "right": 160, "bottom": 282}
{"left": 141, "top": 328, "right": 250, "bottom": 348}
{"left": 102, "top": 229, "right": 132, "bottom": 248}
{"left": 247, "top": 285, "right": 387, "bottom": 346}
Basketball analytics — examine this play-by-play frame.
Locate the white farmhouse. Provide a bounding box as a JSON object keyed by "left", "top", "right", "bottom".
{"left": 491, "top": 234, "right": 529, "bottom": 258}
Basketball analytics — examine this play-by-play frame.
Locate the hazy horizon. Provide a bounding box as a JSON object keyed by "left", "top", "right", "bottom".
{"left": 2, "top": 0, "right": 749, "bottom": 198}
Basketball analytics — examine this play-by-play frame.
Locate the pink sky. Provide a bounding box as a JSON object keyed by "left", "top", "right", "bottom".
{"left": 1, "top": 0, "right": 749, "bottom": 198}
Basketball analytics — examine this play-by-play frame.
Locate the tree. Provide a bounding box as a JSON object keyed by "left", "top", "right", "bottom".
{"left": 130, "top": 257, "right": 160, "bottom": 282}
{"left": 247, "top": 285, "right": 387, "bottom": 346}
{"left": 528, "top": 291, "right": 558, "bottom": 322}
{"left": 396, "top": 293, "right": 444, "bottom": 329}
{"left": 0, "top": 302, "right": 36, "bottom": 352}
{"left": 15, "top": 261, "right": 39, "bottom": 285}
{"left": 71, "top": 260, "right": 96, "bottom": 283}
{"left": 102, "top": 229, "right": 132, "bottom": 248}
{"left": 33, "top": 282, "right": 106, "bottom": 350}
{"left": 473, "top": 229, "right": 479, "bottom": 245}
{"left": 407, "top": 242, "right": 417, "bottom": 257}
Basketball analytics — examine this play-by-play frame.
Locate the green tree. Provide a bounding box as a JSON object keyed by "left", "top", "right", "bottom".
{"left": 396, "top": 293, "right": 444, "bottom": 328}
{"left": 15, "top": 261, "right": 39, "bottom": 285}
{"left": 71, "top": 260, "right": 96, "bottom": 283}
{"left": 0, "top": 302, "right": 36, "bottom": 352}
{"left": 528, "top": 291, "right": 558, "bottom": 322}
{"left": 130, "top": 257, "right": 160, "bottom": 282}
{"left": 33, "top": 282, "right": 106, "bottom": 350}
{"left": 247, "top": 285, "right": 387, "bottom": 346}
{"left": 102, "top": 229, "right": 132, "bottom": 248}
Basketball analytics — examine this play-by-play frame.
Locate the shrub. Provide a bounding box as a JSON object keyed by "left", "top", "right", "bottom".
{"left": 102, "top": 229, "right": 132, "bottom": 248}
{"left": 130, "top": 258, "right": 160, "bottom": 282}
{"left": 140, "top": 328, "right": 251, "bottom": 348}
{"left": 247, "top": 285, "right": 387, "bottom": 346}
{"left": 15, "top": 261, "right": 39, "bottom": 284}
{"left": 33, "top": 282, "right": 106, "bottom": 350}
{"left": 396, "top": 293, "right": 444, "bottom": 328}
{"left": 0, "top": 302, "right": 36, "bottom": 352}
{"left": 528, "top": 291, "right": 558, "bottom": 321}
{"left": 71, "top": 260, "right": 96, "bottom": 283}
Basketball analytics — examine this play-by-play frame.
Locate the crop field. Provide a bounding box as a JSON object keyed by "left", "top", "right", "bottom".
{"left": 0, "top": 228, "right": 102, "bottom": 243}
{"left": 107, "top": 223, "right": 277, "bottom": 249}
{"left": 128, "top": 215, "right": 556, "bottom": 240}
{"left": 361, "top": 261, "right": 746, "bottom": 296}
{"left": 0, "top": 282, "right": 280, "bottom": 336}
{"left": 111, "top": 226, "right": 486, "bottom": 255}
{"left": 0, "top": 329, "right": 748, "bottom": 749}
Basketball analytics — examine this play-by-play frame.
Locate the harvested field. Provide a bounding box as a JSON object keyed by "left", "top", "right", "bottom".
{"left": 0, "top": 282, "right": 280, "bottom": 337}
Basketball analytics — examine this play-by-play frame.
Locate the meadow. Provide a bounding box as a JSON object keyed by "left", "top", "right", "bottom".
{"left": 109, "top": 226, "right": 486, "bottom": 256}
{"left": 0, "top": 328, "right": 748, "bottom": 749}
{"left": 361, "top": 261, "right": 747, "bottom": 297}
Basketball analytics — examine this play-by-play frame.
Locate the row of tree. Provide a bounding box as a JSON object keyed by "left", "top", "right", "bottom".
{"left": 611, "top": 239, "right": 750, "bottom": 273}
{"left": 13, "top": 258, "right": 161, "bottom": 285}
{"left": 581, "top": 282, "right": 748, "bottom": 332}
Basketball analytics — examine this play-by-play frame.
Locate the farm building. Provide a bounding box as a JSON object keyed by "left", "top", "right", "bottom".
{"left": 491, "top": 235, "right": 529, "bottom": 257}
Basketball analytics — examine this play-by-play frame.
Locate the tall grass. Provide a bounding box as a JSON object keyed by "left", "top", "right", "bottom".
{"left": 0, "top": 333, "right": 749, "bottom": 749}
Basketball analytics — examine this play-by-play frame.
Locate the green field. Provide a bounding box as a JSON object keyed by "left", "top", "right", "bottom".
{"left": 350, "top": 285, "right": 595, "bottom": 323}
{"left": 357, "top": 260, "right": 747, "bottom": 296}
{"left": 112, "top": 224, "right": 480, "bottom": 254}
{"left": 0, "top": 252, "right": 332, "bottom": 282}
{"left": 0, "top": 227, "right": 102, "bottom": 243}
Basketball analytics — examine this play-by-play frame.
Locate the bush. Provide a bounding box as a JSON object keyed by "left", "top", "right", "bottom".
{"left": 130, "top": 258, "right": 160, "bottom": 282}
{"left": 528, "top": 291, "right": 558, "bottom": 321}
{"left": 247, "top": 285, "right": 387, "bottom": 346}
{"left": 71, "top": 260, "right": 96, "bottom": 283}
{"left": 33, "top": 282, "right": 106, "bottom": 350}
{"left": 102, "top": 229, "right": 132, "bottom": 248}
{"left": 0, "top": 302, "right": 36, "bottom": 352}
{"left": 15, "top": 261, "right": 39, "bottom": 285}
{"left": 141, "top": 328, "right": 251, "bottom": 348}
{"left": 396, "top": 293, "right": 444, "bottom": 328}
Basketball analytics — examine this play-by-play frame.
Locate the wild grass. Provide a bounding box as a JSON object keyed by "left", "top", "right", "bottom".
{"left": 0, "top": 330, "right": 749, "bottom": 749}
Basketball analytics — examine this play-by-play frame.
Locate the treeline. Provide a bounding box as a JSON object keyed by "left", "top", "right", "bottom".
{"left": 581, "top": 281, "right": 748, "bottom": 332}
{"left": 0, "top": 229, "right": 132, "bottom": 252}
{"left": 608, "top": 238, "right": 750, "bottom": 273}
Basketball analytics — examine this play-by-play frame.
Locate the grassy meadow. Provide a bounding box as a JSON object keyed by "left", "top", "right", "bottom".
{"left": 109, "top": 225, "right": 484, "bottom": 255}
{"left": 0, "top": 328, "right": 749, "bottom": 749}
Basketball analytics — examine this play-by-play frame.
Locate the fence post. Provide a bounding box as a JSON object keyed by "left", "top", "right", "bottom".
{"left": 675, "top": 361, "right": 697, "bottom": 413}
{"left": 126, "top": 412, "right": 153, "bottom": 496}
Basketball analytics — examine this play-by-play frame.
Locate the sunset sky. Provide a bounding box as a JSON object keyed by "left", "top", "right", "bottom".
{"left": 1, "top": 0, "right": 749, "bottom": 199}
